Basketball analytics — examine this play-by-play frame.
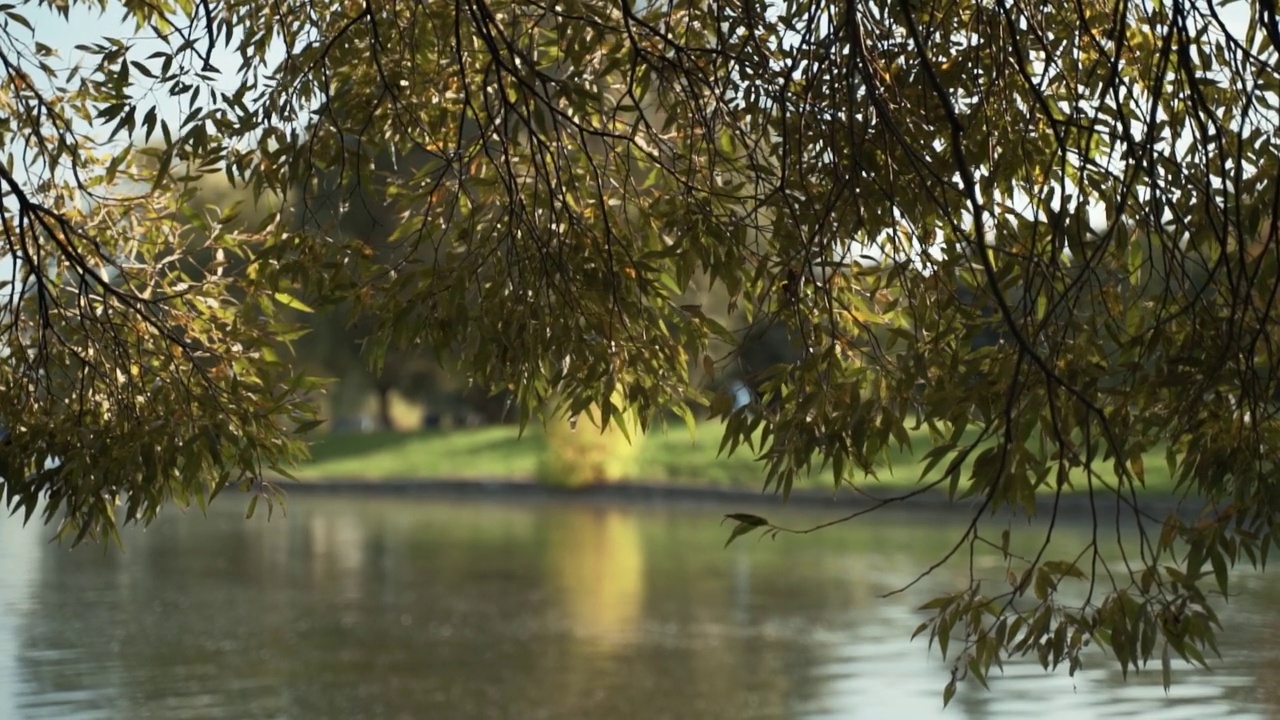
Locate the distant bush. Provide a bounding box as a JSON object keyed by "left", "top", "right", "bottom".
{"left": 536, "top": 400, "right": 643, "bottom": 487}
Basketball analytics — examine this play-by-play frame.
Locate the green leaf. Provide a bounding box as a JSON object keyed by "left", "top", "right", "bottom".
{"left": 723, "top": 513, "right": 768, "bottom": 527}
{"left": 722, "top": 513, "right": 769, "bottom": 548}
{"left": 1161, "top": 641, "right": 1172, "bottom": 692}
{"left": 1209, "top": 548, "right": 1230, "bottom": 597}
{"left": 293, "top": 419, "right": 326, "bottom": 435}
{"left": 272, "top": 292, "right": 314, "bottom": 313}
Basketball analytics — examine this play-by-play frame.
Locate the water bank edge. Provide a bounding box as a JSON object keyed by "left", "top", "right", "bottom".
{"left": 277, "top": 477, "right": 1204, "bottom": 522}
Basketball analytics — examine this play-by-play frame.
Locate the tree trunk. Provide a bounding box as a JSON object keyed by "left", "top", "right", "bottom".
{"left": 375, "top": 384, "right": 394, "bottom": 430}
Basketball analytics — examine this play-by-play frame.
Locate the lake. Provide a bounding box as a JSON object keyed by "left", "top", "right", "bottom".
{"left": 0, "top": 495, "right": 1275, "bottom": 719}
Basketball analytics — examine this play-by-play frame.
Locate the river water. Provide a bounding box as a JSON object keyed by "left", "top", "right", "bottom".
{"left": 0, "top": 495, "right": 1275, "bottom": 719}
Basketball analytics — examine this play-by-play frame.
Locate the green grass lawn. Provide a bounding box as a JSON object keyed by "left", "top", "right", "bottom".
{"left": 294, "top": 422, "right": 1178, "bottom": 494}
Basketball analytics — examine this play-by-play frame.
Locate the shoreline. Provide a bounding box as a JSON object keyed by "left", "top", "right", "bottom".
{"left": 277, "top": 477, "right": 1206, "bottom": 520}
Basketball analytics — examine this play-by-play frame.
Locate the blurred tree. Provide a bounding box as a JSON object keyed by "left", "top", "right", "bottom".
{"left": 290, "top": 143, "right": 495, "bottom": 430}
{"left": 5, "top": 0, "right": 1280, "bottom": 701}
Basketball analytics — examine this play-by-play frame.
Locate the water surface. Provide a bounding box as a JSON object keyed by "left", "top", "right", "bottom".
{"left": 0, "top": 496, "right": 1273, "bottom": 719}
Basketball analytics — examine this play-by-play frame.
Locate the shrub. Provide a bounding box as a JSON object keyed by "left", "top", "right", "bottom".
{"left": 536, "top": 401, "right": 643, "bottom": 487}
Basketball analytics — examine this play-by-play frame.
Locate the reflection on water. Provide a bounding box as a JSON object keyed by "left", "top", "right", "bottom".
{"left": 0, "top": 497, "right": 1274, "bottom": 718}
{"left": 545, "top": 509, "right": 646, "bottom": 653}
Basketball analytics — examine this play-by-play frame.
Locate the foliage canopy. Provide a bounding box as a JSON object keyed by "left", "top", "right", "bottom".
{"left": 5, "top": 0, "right": 1280, "bottom": 700}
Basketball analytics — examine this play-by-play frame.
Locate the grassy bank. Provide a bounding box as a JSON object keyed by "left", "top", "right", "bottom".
{"left": 294, "top": 423, "right": 1179, "bottom": 494}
